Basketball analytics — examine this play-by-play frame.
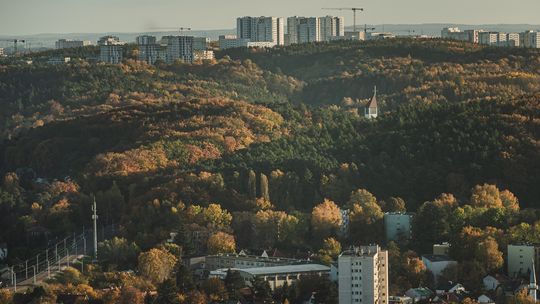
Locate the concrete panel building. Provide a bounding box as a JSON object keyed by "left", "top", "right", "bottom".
{"left": 338, "top": 245, "right": 389, "bottom": 304}
{"left": 163, "top": 35, "right": 194, "bottom": 64}
{"left": 507, "top": 244, "right": 540, "bottom": 277}
{"left": 507, "top": 33, "right": 521, "bottom": 47}
{"left": 193, "top": 37, "right": 210, "bottom": 51}
{"left": 136, "top": 35, "right": 160, "bottom": 64}
{"left": 320, "top": 16, "right": 345, "bottom": 41}
{"left": 99, "top": 45, "right": 122, "bottom": 64}
{"left": 521, "top": 31, "right": 540, "bottom": 48}
{"left": 237, "top": 16, "right": 284, "bottom": 46}
{"left": 384, "top": 212, "right": 413, "bottom": 242}
{"left": 479, "top": 32, "right": 499, "bottom": 45}
{"left": 287, "top": 17, "right": 320, "bottom": 44}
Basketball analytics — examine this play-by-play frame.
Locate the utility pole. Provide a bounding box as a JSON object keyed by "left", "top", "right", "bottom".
{"left": 92, "top": 196, "right": 98, "bottom": 262}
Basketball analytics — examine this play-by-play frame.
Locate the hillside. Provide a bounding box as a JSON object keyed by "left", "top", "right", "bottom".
{"left": 0, "top": 39, "right": 539, "bottom": 301}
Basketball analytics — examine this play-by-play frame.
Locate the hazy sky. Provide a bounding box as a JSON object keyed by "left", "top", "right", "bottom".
{"left": 1, "top": 0, "right": 539, "bottom": 35}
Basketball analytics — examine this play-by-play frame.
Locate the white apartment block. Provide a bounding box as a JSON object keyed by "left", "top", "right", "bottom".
{"left": 0, "top": 48, "right": 4, "bottom": 57}
{"left": 507, "top": 244, "right": 540, "bottom": 277}
{"left": 507, "top": 33, "right": 520, "bottom": 47}
{"left": 479, "top": 32, "right": 499, "bottom": 46}
{"left": 464, "top": 29, "right": 482, "bottom": 44}
{"left": 99, "top": 45, "right": 122, "bottom": 64}
{"left": 194, "top": 50, "right": 215, "bottom": 61}
{"left": 163, "top": 35, "right": 194, "bottom": 64}
{"left": 338, "top": 245, "right": 389, "bottom": 304}
{"left": 383, "top": 213, "right": 413, "bottom": 242}
{"left": 521, "top": 31, "right": 540, "bottom": 48}
{"left": 497, "top": 32, "right": 507, "bottom": 46}
{"left": 237, "top": 16, "right": 284, "bottom": 46}
{"left": 442, "top": 28, "right": 486, "bottom": 44}
{"left": 55, "top": 39, "right": 92, "bottom": 49}
{"left": 136, "top": 35, "right": 160, "bottom": 64}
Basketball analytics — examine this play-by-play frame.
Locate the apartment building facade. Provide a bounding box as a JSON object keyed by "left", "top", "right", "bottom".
{"left": 338, "top": 245, "right": 389, "bottom": 304}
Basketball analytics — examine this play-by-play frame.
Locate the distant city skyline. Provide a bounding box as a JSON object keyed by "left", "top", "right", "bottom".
{"left": 0, "top": 0, "right": 539, "bottom": 35}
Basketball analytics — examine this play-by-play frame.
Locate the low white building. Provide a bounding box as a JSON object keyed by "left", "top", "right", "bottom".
{"left": 483, "top": 274, "right": 510, "bottom": 291}
{"left": 388, "top": 296, "right": 413, "bottom": 304}
{"left": 47, "top": 57, "right": 71, "bottom": 65}
{"left": 384, "top": 212, "right": 413, "bottom": 241}
{"left": 55, "top": 39, "right": 92, "bottom": 49}
{"left": 405, "top": 287, "right": 433, "bottom": 302}
{"left": 441, "top": 27, "right": 469, "bottom": 41}
{"left": 478, "top": 294, "right": 494, "bottom": 304}
{"left": 421, "top": 255, "right": 457, "bottom": 282}
{"left": 433, "top": 243, "right": 451, "bottom": 256}
{"left": 218, "top": 35, "right": 276, "bottom": 49}
{"left": 235, "top": 264, "right": 329, "bottom": 290}
{"left": 205, "top": 251, "right": 306, "bottom": 271}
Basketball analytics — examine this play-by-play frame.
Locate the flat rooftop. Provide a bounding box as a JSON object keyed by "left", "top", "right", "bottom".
{"left": 239, "top": 264, "right": 330, "bottom": 276}
{"left": 422, "top": 254, "right": 456, "bottom": 262}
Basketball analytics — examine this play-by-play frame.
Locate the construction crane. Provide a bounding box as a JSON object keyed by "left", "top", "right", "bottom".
{"left": 322, "top": 7, "right": 364, "bottom": 32}
{"left": 151, "top": 27, "right": 192, "bottom": 35}
{"left": 0, "top": 39, "right": 26, "bottom": 55}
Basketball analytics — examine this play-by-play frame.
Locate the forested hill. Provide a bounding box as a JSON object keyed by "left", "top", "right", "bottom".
{"left": 221, "top": 39, "right": 540, "bottom": 108}
{"left": 0, "top": 39, "right": 539, "bottom": 259}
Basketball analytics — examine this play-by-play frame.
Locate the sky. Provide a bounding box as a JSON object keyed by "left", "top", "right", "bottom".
{"left": 0, "top": 0, "right": 539, "bottom": 35}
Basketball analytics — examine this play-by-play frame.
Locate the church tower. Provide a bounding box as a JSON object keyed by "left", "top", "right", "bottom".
{"left": 530, "top": 259, "right": 538, "bottom": 302}
{"left": 364, "top": 86, "right": 378, "bottom": 119}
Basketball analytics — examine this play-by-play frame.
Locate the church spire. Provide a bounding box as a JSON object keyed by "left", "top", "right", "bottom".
{"left": 530, "top": 259, "right": 538, "bottom": 302}
{"left": 364, "top": 85, "right": 378, "bottom": 119}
